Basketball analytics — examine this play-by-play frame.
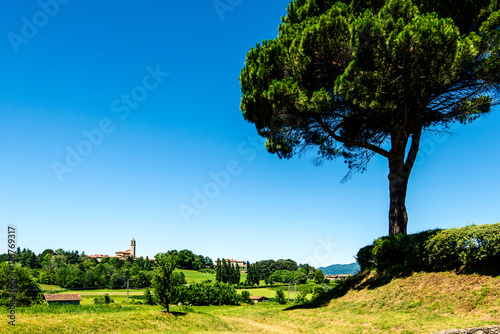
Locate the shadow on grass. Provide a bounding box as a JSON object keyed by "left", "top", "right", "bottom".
{"left": 283, "top": 267, "right": 417, "bottom": 311}
{"left": 159, "top": 310, "right": 188, "bottom": 316}
{"left": 459, "top": 260, "right": 500, "bottom": 277}
{"left": 284, "top": 263, "right": 500, "bottom": 312}
{"left": 170, "top": 311, "right": 188, "bottom": 316}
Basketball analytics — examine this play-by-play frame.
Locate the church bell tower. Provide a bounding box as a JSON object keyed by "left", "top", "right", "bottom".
{"left": 130, "top": 238, "right": 136, "bottom": 259}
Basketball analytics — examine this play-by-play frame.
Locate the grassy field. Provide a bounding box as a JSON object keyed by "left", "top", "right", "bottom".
{"left": 43, "top": 286, "right": 307, "bottom": 305}
{"left": 39, "top": 284, "right": 68, "bottom": 292}
{"left": 177, "top": 269, "right": 247, "bottom": 284}
{"left": 239, "top": 282, "right": 317, "bottom": 299}
{"left": 40, "top": 284, "right": 146, "bottom": 306}
{"left": 5, "top": 271, "right": 499, "bottom": 333}
{"left": 39, "top": 269, "right": 249, "bottom": 306}
{"left": 74, "top": 289, "right": 145, "bottom": 306}
{"left": 238, "top": 288, "right": 277, "bottom": 299}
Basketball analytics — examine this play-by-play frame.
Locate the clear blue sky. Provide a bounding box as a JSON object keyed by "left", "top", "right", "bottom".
{"left": 1, "top": 1, "right": 499, "bottom": 267}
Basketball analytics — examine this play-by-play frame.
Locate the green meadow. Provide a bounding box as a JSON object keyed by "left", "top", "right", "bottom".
{"left": 3, "top": 271, "right": 499, "bottom": 333}
{"left": 175, "top": 269, "right": 248, "bottom": 284}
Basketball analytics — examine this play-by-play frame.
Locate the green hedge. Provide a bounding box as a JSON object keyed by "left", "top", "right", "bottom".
{"left": 356, "top": 223, "right": 500, "bottom": 274}
{"left": 176, "top": 282, "right": 240, "bottom": 306}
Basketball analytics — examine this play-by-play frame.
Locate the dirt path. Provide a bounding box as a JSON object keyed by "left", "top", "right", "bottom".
{"left": 218, "top": 315, "right": 300, "bottom": 333}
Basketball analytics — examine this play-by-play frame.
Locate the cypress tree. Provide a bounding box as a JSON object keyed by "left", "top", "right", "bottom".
{"left": 215, "top": 258, "right": 222, "bottom": 283}
{"left": 234, "top": 263, "right": 241, "bottom": 285}
{"left": 223, "top": 259, "right": 230, "bottom": 284}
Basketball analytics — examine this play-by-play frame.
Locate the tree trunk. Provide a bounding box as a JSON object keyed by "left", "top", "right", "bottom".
{"left": 388, "top": 156, "right": 410, "bottom": 235}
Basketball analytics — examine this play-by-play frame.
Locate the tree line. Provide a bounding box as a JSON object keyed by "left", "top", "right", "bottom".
{"left": 215, "top": 259, "right": 241, "bottom": 285}
{"left": 150, "top": 254, "right": 328, "bottom": 312}
{"left": 0, "top": 247, "right": 213, "bottom": 294}
{"left": 0, "top": 247, "right": 323, "bottom": 308}
{"left": 245, "top": 259, "right": 317, "bottom": 286}
{"left": 214, "top": 258, "right": 319, "bottom": 287}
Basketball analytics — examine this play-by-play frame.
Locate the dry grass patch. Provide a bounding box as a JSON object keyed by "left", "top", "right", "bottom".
{"left": 1, "top": 306, "right": 236, "bottom": 333}
{"left": 335, "top": 271, "right": 500, "bottom": 313}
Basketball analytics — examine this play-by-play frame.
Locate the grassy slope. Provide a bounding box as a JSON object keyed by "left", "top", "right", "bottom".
{"left": 178, "top": 269, "right": 247, "bottom": 284}
{"left": 5, "top": 271, "right": 500, "bottom": 333}
{"left": 287, "top": 271, "right": 500, "bottom": 333}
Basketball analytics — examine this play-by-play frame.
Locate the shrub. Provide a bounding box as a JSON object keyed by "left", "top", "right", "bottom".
{"left": 0, "top": 263, "right": 42, "bottom": 306}
{"left": 356, "top": 223, "right": 500, "bottom": 274}
{"left": 176, "top": 282, "right": 239, "bottom": 306}
{"left": 240, "top": 290, "right": 252, "bottom": 304}
{"left": 356, "top": 245, "right": 374, "bottom": 270}
{"left": 313, "top": 269, "right": 324, "bottom": 284}
{"left": 198, "top": 269, "right": 216, "bottom": 274}
{"left": 372, "top": 233, "right": 412, "bottom": 269}
{"left": 295, "top": 291, "right": 308, "bottom": 303}
{"left": 425, "top": 224, "right": 500, "bottom": 273}
{"left": 94, "top": 293, "right": 113, "bottom": 304}
{"left": 311, "top": 286, "right": 324, "bottom": 300}
{"left": 275, "top": 289, "right": 286, "bottom": 304}
{"left": 177, "top": 272, "right": 187, "bottom": 285}
{"left": 143, "top": 288, "right": 155, "bottom": 305}
{"left": 271, "top": 270, "right": 295, "bottom": 283}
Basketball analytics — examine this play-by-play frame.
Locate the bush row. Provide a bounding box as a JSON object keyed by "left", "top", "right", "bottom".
{"left": 356, "top": 223, "right": 500, "bottom": 274}
{"left": 176, "top": 282, "right": 239, "bottom": 306}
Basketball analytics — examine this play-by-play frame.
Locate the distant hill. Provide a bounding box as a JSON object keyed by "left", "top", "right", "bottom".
{"left": 318, "top": 263, "right": 360, "bottom": 276}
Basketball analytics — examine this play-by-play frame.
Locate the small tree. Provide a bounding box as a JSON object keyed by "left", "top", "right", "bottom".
{"left": 143, "top": 287, "right": 155, "bottom": 305}
{"left": 151, "top": 254, "right": 178, "bottom": 313}
{"left": 94, "top": 293, "right": 113, "bottom": 304}
{"left": 313, "top": 270, "right": 324, "bottom": 284}
{"left": 275, "top": 289, "right": 286, "bottom": 305}
{"left": 144, "top": 256, "right": 152, "bottom": 271}
{"left": 241, "top": 290, "right": 252, "bottom": 304}
{"left": 0, "top": 263, "right": 41, "bottom": 306}
{"left": 294, "top": 268, "right": 308, "bottom": 284}
{"left": 177, "top": 272, "right": 186, "bottom": 285}
{"left": 295, "top": 291, "right": 308, "bottom": 303}
{"left": 312, "top": 286, "right": 324, "bottom": 300}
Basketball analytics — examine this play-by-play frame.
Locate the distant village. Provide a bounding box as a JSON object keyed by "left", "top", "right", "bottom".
{"left": 86, "top": 239, "right": 247, "bottom": 271}
{"left": 85, "top": 238, "right": 350, "bottom": 282}
{"left": 86, "top": 238, "right": 146, "bottom": 261}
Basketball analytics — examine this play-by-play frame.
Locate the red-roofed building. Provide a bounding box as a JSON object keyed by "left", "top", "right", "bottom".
{"left": 115, "top": 238, "right": 136, "bottom": 260}
{"left": 249, "top": 295, "right": 268, "bottom": 303}
{"left": 87, "top": 238, "right": 137, "bottom": 261}
{"left": 214, "top": 259, "right": 247, "bottom": 269}
{"left": 87, "top": 254, "right": 110, "bottom": 261}
{"left": 44, "top": 294, "right": 82, "bottom": 306}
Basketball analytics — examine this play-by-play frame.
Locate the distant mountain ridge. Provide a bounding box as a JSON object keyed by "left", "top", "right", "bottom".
{"left": 318, "top": 263, "right": 360, "bottom": 276}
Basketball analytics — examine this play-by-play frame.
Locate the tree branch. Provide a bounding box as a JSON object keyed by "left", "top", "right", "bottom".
{"left": 312, "top": 115, "right": 390, "bottom": 158}
{"left": 404, "top": 127, "right": 422, "bottom": 172}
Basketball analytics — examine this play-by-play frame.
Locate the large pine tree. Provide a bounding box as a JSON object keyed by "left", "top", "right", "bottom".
{"left": 240, "top": 0, "right": 500, "bottom": 235}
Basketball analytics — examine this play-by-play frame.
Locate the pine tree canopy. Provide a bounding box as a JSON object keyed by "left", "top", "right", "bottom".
{"left": 240, "top": 0, "right": 500, "bottom": 235}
